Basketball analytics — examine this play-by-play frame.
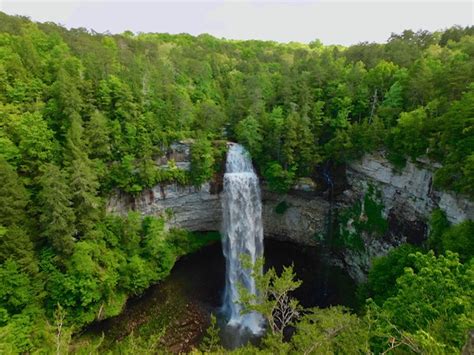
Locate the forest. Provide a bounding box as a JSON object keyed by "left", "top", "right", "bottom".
{"left": 0, "top": 11, "right": 473, "bottom": 354}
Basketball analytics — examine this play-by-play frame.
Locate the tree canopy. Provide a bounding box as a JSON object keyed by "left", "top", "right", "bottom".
{"left": 0, "top": 11, "right": 472, "bottom": 353}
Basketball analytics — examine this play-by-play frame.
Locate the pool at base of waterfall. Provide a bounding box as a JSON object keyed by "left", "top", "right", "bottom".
{"left": 82, "top": 239, "right": 356, "bottom": 352}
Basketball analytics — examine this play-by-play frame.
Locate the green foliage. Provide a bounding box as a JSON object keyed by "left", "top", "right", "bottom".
{"left": 190, "top": 137, "right": 215, "bottom": 186}
{"left": 36, "top": 163, "right": 76, "bottom": 255}
{"left": 432, "top": 86, "right": 474, "bottom": 197}
{"left": 274, "top": 200, "right": 290, "bottom": 215}
{"left": 14, "top": 111, "right": 57, "bottom": 174}
{"left": 200, "top": 314, "right": 223, "bottom": 353}
{"left": 441, "top": 221, "right": 474, "bottom": 262}
{"left": 108, "top": 330, "right": 163, "bottom": 354}
{"left": 0, "top": 157, "right": 36, "bottom": 272}
{"left": 231, "top": 257, "right": 371, "bottom": 354}
{"left": 428, "top": 208, "right": 451, "bottom": 252}
{"left": 387, "top": 107, "right": 430, "bottom": 161}
{"left": 349, "top": 116, "right": 387, "bottom": 158}
{"left": 368, "top": 251, "right": 474, "bottom": 351}
{"left": 291, "top": 307, "right": 369, "bottom": 354}
{"left": 239, "top": 257, "right": 302, "bottom": 336}
{"left": 428, "top": 209, "right": 474, "bottom": 262}
{"left": 262, "top": 162, "right": 295, "bottom": 193}
{"left": 85, "top": 110, "right": 111, "bottom": 159}
{"left": 235, "top": 115, "right": 263, "bottom": 158}
{"left": 0, "top": 157, "right": 28, "bottom": 227}
{"left": 0, "top": 12, "right": 472, "bottom": 353}
{"left": 37, "top": 214, "right": 217, "bottom": 330}
{"left": 0, "top": 260, "right": 35, "bottom": 318}
{"left": 359, "top": 244, "right": 419, "bottom": 305}
{"left": 362, "top": 186, "right": 388, "bottom": 235}
{"left": 66, "top": 115, "right": 102, "bottom": 235}
{"left": 168, "top": 230, "right": 221, "bottom": 256}
{"left": 334, "top": 185, "right": 388, "bottom": 251}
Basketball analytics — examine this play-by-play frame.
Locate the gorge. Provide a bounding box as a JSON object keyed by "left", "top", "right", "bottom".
{"left": 97, "top": 139, "right": 474, "bottom": 350}
{"left": 0, "top": 12, "right": 472, "bottom": 353}
{"left": 108, "top": 141, "right": 474, "bottom": 282}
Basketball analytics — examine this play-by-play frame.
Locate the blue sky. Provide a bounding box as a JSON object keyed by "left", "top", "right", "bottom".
{"left": 1, "top": 1, "right": 472, "bottom": 45}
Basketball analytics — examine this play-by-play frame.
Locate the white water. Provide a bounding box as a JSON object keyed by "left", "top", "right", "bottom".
{"left": 221, "top": 143, "right": 264, "bottom": 334}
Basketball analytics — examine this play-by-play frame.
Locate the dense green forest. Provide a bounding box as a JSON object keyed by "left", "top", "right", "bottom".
{"left": 0, "top": 11, "right": 473, "bottom": 353}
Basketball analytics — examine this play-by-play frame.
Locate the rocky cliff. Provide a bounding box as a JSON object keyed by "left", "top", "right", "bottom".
{"left": 347, "top": 153, "right": 474, "bottom": 225}
{"left": 107, "top": 141, "right": 222, "bottom": 231}
{"left": 262, "top": 186, "right": 329, "bottom": 246}
{"left": 108, "top": 183, "right": 222, "bottom": 231}
{"left": 107, "top": 143, "right": 473, "bottom": 282}
{"left": 107, "top": 142, "right": 330, "bottom": 244}
{"left": 337, "top": 152, "right": 474, "bottom": 281}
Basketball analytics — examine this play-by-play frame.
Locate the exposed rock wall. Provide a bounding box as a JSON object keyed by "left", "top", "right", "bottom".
{"left": 107, "top": 182, "right": 328, "bottom": 243}
{"left": 339, "top": 153, "right": 474, "bottom": 281}
{"left": 107, "top": 141, "right": 222, "bottom": 231}
{"left": 107, "top": 183, "right": 222, "bottom": 231}
{"left": 262, "top": 188, "right": 329, "bottom": 246}
{"left": 347, "top": 153, "right": 474, "bottom": 224}
{"left": 106, "top": 144, "right": 473, "bottom": 282}
{"left": 107, "top": 142, "right": 330, "bottom": 242}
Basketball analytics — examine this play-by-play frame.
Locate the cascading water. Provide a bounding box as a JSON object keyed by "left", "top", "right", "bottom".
{"left": 221, "top": 143, "right": 264, "bottom": 335}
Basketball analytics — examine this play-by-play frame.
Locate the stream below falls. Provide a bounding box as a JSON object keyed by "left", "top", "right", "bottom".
{"left": 83, "top": 239, "right": 356, "bottom": 353}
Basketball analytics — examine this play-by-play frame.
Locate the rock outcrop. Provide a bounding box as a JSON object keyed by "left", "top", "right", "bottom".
{"left": 338, "top": 152, "right": 474, "bottom": 281}
{"left": 107, "top": 141, "right": 222, "bottom": 232}
{"left": 262, "top": 188, "right": 329, "bottom": 246}
{"left": 138, "top": 183, "right": 221, "bottom": 231}
{"left": 107, "top": 143, "right": 473, "bottom": 282}
{"left": 347, "top": 153, "right": 474, "bottom": 224}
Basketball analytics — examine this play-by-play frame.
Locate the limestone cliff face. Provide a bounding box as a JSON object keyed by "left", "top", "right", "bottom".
{"left": 107, "top": 141, "right": 222, "bottom": 232}
{"left": 262, "top": 187, "right": 329, "bottom": 246}
{"left": 107, "top": 183, "right": 222, "bottom": 231}
{"left": 107, "top": 142, "right": 330, "bottom": 243}
{"left": 339, "top": 153, "right": 474, "bottom": 281}
{"left": 108, "top": 181, "right": 328, "bottom": 245}
{"left": 347, "top": 153, "right": 474, "bottom": 225}
{"left": 106, "top": 144, "right": 473, "bottom": 282}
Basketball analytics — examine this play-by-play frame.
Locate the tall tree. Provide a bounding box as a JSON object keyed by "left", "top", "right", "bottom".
{"left": 0, "top": 157, "right": 36, "bottom": 272}
{"left": 66, "top": 114, "right": 101, "bottom": 235}
{"left": 37, "top": 163, "right": 76, "bottom": 255}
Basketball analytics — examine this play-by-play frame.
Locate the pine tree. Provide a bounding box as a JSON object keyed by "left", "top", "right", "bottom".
{"left": 235, "top": 114, "right": 263, "bottom": 158}
{"left": 0, "top": 157, "right": 28, "bottom": 227}
{"left": 0, "top": 158, "right": 36, "bottom": 272}
{"left": 66, "top": 114, "right": 101, "bottom": 235}
{"left": 69, "top": 157, "right": 101, "bottom": 234}
{"left": 282, "top": 110, "right": 299, "bottom": 170}
{"left": 37, "top": 163, "right": 76, "bottom": 255}
{"left": 85, "top": 110, "right": 111, "bottom": 159}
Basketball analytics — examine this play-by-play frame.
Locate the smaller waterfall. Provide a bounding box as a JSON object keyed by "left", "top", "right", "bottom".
{"left": 221, "top": 143, "right": 264, "bottom": 334}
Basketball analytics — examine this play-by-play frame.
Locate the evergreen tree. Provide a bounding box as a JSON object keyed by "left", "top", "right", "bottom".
{"left": 0, "top": 157, "right": 28, "bottom": 227}
{"left": 0, "top": 157, "right": 36, "bottom": 272}
{"left": 66, "top": 114, "right": 101, "bottom": 235}
{"left": 85, "top": 110, "right": 111, "bottom": 159}
{"left": 37, "top": 163, "right": 76, "bottom": 255}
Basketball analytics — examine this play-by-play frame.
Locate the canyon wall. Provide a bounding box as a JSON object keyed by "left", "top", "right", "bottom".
{"left": 347, "top": 153, "right": 474, "bottom": 225}
{"left": 107, "top": 141, "right": 222, "bottom": 231}
{"left": 108, "top": 183, "right": 221, "bottom": 231}
{"left": 107, "top": 142, "right": 330, "bottom": 244}
{"left": 107, "top": 143, "right": 473, "bottom": 282}
{"left": 340, "top": 153, "right": 474, "bottom": 281}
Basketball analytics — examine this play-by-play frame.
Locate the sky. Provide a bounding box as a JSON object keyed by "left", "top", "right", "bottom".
{"left": 0, "top": 0, "right": 472, "bottom": 45}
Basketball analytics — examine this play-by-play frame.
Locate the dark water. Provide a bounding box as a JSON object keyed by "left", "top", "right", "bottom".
{"left": 84, "top": 239, "right": 356, "bottom": 352}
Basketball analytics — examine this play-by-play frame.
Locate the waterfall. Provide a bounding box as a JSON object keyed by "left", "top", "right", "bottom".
{"left": 221, "top": 143, "right": 264, "bottom": 334}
